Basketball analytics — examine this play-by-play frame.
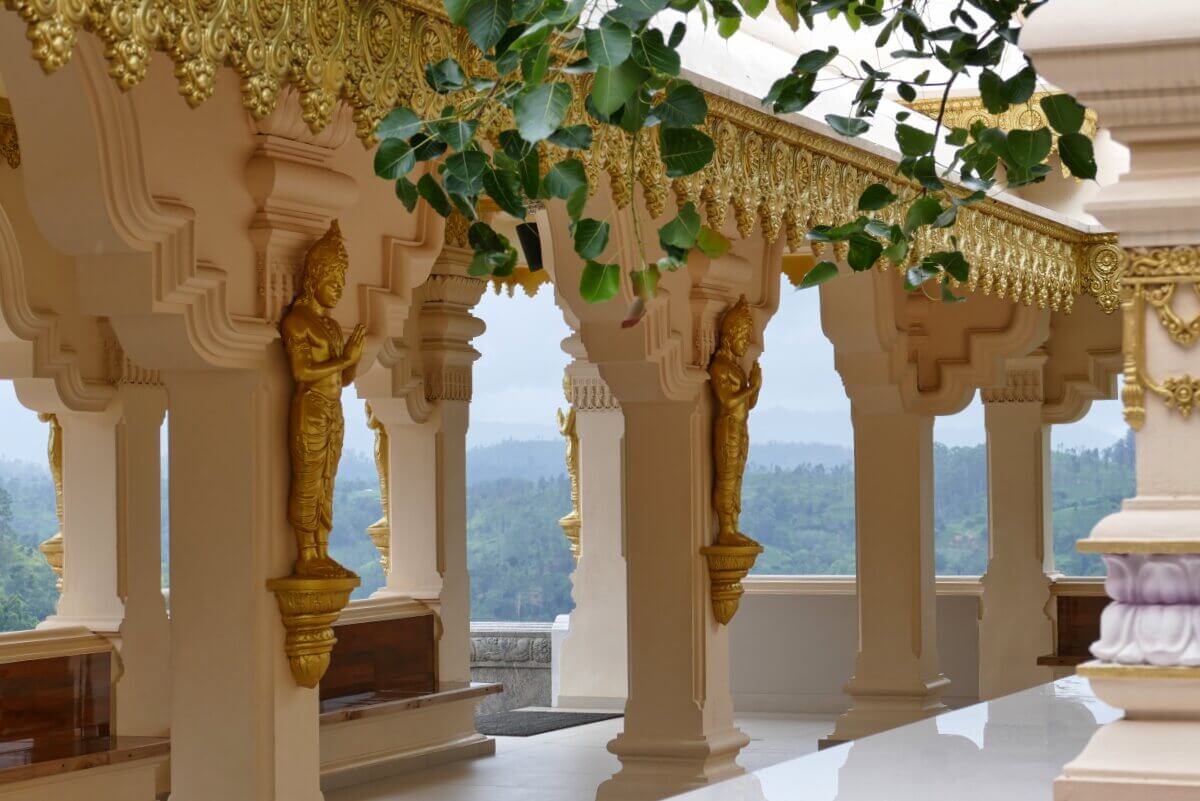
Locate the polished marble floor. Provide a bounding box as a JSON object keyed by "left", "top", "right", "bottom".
{"left": 326, "top": 712, "right": 836, "bottom": 801}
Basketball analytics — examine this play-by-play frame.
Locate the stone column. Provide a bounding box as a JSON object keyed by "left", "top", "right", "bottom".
{"left": 826, "top": 410, "right": 947, "bottom": 743}
{"left": 979, "top": 356, "right": 1054, "bottom": 699}
{"left": 554, "top": 369, "right": 628, "bottom": 710}
{"left": 1025, "top": 4, "right": 1200, "bottom": 797}
{"left": 165, "top": 365, "right": 323, "bottom": 801}
{"left": 596, "top": 395, "right": 747, "bottom": 801}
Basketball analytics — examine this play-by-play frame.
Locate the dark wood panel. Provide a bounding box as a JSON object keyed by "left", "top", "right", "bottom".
{"left": 1056, "top": 595, "right": 1109, "bottom": 657}
{"left": 0, "top": 653, "right": 110, "bottom": 748}
{"left": 320, "top": 614, "right": 437, "bottom": 707}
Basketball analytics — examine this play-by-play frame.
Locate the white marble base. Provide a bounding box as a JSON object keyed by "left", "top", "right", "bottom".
{"left": 673, "top": 677, "right": 1121, "bottom": 801}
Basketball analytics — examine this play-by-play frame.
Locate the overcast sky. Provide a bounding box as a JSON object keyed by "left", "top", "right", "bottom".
{"left": 0, "top": 279, "right": 1126, "bottom": 466}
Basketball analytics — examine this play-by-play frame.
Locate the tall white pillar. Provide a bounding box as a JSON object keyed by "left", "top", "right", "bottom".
{"left": 827, "top": 410, "right": 946, "bottom": 743}
{"left": 555, "top": 373, "right": 627, "bottom": 709}
{"left": 597, "top": 397, "right": 747, "bottom": 801}
{"left": 979, "top": 358, "right": 1054, "bottom": 699}
{"left": 165, "top": 365, "right": 323, "bottom": 801}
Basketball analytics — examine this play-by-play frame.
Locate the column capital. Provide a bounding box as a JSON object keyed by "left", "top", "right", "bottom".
{"left": 982, "top": 354, "right": 1046, "bottom": 406}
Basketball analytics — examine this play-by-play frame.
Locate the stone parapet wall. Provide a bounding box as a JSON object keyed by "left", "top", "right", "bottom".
{"left": 469, "top": 622, "right": 553, "bottom": 715}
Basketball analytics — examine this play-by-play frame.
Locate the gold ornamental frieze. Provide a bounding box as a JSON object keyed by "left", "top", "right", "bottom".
{"left": 1120, "top": 245, "right": 1200, "bottom": 429}
{"left": 269, "top": 220, "right": 361, "bottom": 688}
{"left": 1, "top": 0, "right": 1117, "bottom": 313}
{"left": 701, "top": 296, "right": 763, "bottom": 625}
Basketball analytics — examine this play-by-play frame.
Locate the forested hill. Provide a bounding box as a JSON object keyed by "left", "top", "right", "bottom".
{"left": 0, "top": 435, "right": 1133, "bottom": 630}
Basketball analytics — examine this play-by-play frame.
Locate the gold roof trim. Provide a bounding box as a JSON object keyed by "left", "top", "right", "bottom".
{"left": 1, "top": 0, "right": 1117, "bottom": 311}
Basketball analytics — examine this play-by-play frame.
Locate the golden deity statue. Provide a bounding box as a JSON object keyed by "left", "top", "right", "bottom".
{"left": 37, "top": 412, "right": 64, "bottom": 591}
{"left": 281, "top": 220, "right": 365, "bottom": 578}
{"left": 364, "top": 402, "right": 391, "bottom": 575}
{"left": 556, "top": 375, "right": 582, "bottom": 563}
{"left": 709, "top": 295, "right": 762, "bottom": 548}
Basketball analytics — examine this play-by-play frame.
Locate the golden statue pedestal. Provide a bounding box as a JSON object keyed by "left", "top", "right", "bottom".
{"left": 266, "top": 575, "right": 360, "bottom": 688}
{"left": 38, "top": 531, "right": 64, "bottom": 592}
{"left": 559, "top": 510, "right": 581, "bottom": 564}
{"left": 699, "top": 543, "right": 763, "bottom": 625}
{"left": 367, "top": 517, "right": 390, "bottom": 575}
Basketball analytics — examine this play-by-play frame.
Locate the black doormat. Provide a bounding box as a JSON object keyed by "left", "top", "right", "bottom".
{"left": 475, "top": 710, "right": 623, "bottom": 737}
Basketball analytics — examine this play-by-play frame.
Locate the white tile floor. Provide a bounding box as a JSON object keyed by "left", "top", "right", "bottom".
{"left": 327, "top": 714, "right": 835, "bottom": 801}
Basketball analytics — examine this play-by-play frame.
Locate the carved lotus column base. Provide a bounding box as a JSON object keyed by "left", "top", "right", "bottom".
{"left": 266, "top": 575, "right": 360, "bottom": 688}
{"left": 367, "top": 518, "right": 390, "bottom": 575}
{"left": 38, "top": 531, "right": 64, "bottom": 593}
{"left": 559, "top": 511, "right": 581, "bottom": 564}
{"left": 699, "top": 543, "right": 763, "bottom": 624}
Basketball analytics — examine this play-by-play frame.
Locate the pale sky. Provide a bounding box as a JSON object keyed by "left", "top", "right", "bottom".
{"left": 0, "top": 280, "right": 1126, "bottom": 466}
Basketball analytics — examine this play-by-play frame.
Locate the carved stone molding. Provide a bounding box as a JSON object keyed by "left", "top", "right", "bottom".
{"left": 982, "top": 362, "right": 1045, "bottom": 404}
{"left": 569, "top": 375, "right": 620, "bottom": 412}
{"left": 0, "top": 98, "right": 18, "bottom": 169}
{"left": 101, "top": 321, "right": 162, "bottom": 386}
{"left": 1, "top": 0, "right": 1115, "bottom": 314}
{"left": 419, "top": 273, "right": 485, "bottom": 403}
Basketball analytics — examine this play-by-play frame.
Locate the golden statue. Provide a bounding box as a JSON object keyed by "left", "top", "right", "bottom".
{"left": 709, "top": 296, "right": 762, "bottom": 548}
{"left": 700, "top": 295, "right": 764, "bottom": 625}
{"left": 280, "top": 220, "right": 365, "bottom": 578}
{"left": 364, "top": 402, "right": 391, "bottom": 575}
{"left": 37, "top": 412, "right": 64, "bottom": 592}
{"left": 557, "top": 375, "right": 582, "bottom": 563}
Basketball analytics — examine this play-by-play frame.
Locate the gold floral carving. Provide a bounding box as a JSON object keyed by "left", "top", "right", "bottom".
{"left": 488, "top": 266, "right": 550, "bottom": 298}
{"left": 1, "top": 0, "right": 1116, "bottom": 311}
{"left": 556, "top": 376, "right": 581, "bottom": 564}
{"left": 269, "top": 220, "right": 361, "bottom": 688}
{"left": 37, "top": 412, "right": 64, "bottom": 592}
{"left": 364, "top": 402, "right": 390, "bottom": 576}
{"left": 1120, "top": 246, "right": 1200, "bottom": 429}
{"left": 0, "top": 98, "right": 18, "bottom": 169}
{"left": 907, "top": 92, "right": 1098, "bottom": 177}
{"left": 700, "top": 296, "right": 763, "bottom": 625}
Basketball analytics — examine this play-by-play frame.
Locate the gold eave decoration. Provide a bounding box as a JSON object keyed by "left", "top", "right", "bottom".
{"left": 489, "top": 266, "right": 551, "bottom": 298}
{"left": 906, "top": 91, "right": 1099, "bottom": 177}
{"left": 0, "top": 98, "right": 19, "bottom": 169}
{"left": 1120, "top": 245, "right": 1200, "bottom": 429}
{"left": 2, "top": 0, "right": 1118, "bottom": 312}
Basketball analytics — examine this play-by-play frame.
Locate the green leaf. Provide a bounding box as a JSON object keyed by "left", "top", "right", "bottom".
{"left": 542, "top": 158, "right": 588, "bottom": 200}
{"left": 658, "top": 201, "right": 701, "bottom": 249}
{"left": 857, "top": 182, "right": 897, "bottom": 211}
{"left": 659, "top": 127, "right": 715, "bottom": 177}
{"left": 443, "top": 150, "right": 488, "bottom": 193}
{"left": 377, "top": 108, "right": 422, "bottom": 141}
{"left": 905, "top": 263, "right": 939, "bottom": 289}
{"left": 654, "top": 83, "right": 707, "bottom": 127}
{"left": 1040, "top": 93, "right": 1086, "bottom": 135}
{"left": 374, "top": 139, "right": 415, "bottom": 179}
{"left": 395, "top": 177, "right": 419, "bottom": 213}
{"left": 941, "top": 283, "right": 965, "bottom": 303}
{"left": 580, "top": 261, "right": 621, "bottom": 302}
{"left": 514, "top": 83, "right": 572, "bottom": 142}
{"left": 895, "top": 123, "right": 935, "bottom": 156}
{"left": 417, "top": 174, "right": 452, "bottom": 217}
{"left": 548, "top": 124, "right": 594, "bottom": 149}
{"left": 585, "top": 19, "right": 633, "bottom": 67}
{"left": 433, "top": 118, "right": 479, "bottom": 152}
{"left": 483, "top": 166, "right": 527, "bottom": 218}
{"left": 847, "top": 233, "right": 882, "bottom": 271}
{"left": 631, "top": 28, "right": 681, "bottom": 75}
{"left": 1058, "top": 132, "right": 1097, "bottom": 180}
{"left": 717, "top": 14, "right": 741, "bottom": 37}
{"left": 425, "top": 58, "right": 466, "bottom": 93}
{"left": 799, "top": 260, "right": 838, "bottom": 288}
{"left": 826, "top": 114, "right": 868, "bottom": 137}
{"left": 522, "top": 42, "right": 551, "bottom": 83}
{"left": 610, "top": 0, "right": 668, "bottom": 23}
{"left": 897, "top": 82, "right": 916, "bottom": 103}
{"left": 510, "top": 17, "right": 554, "bottom": 49}
{"left": 739, "top": 0, "right": 767, "bottom": 17}
{"left": 979, "top": 69, "right": 1007, "bottom": 113}
{"left": 1007, "top": 127, "right": 1052, "bottom": 168}
{"left": 630, "top": 264, "right": 661, "bottom": 301}
{"left": 444, "top": 0, "right": 474, "bottom": 25}
{"left": 903, "top": 196, "right": 942, "bottom": 234}
{"left": 1005, "top": 66, "right": 1036, "bottom": 105}
{"left": 591, "top": 60, "right": 649, "bottom": 115}
{"left": 696, "top": 226, "right": 730, "bottom": 258}
{"left": 572, "top": 218, "right": 610, "bottom": 259}
{"left": 465, "top": 0, "right": 513, "bottom": 52}
{"left": 882, "top": 238, "right": 908, "bottom": 264}
{"left": 792, "top": 46, "right": 837, "bottom": 73}
{"left": 932, "top": 203, "right": 958, "bottom": 228}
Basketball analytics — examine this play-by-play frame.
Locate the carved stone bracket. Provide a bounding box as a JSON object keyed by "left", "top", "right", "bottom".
{"left": 699, "top": 544, "right": 763, "bottom": 625}
{"left": 265, "top": 576, "right": 360, "bottom": 688}
{"left": 419, "top": 273, "right": 486, "bottom": 403}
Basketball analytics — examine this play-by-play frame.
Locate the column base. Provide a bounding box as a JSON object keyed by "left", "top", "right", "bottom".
{"left": 822, "top": 677, "right": 949, "bottom": 744}
{"left": 597, "top": 728, "right": 750, "bottom": 801}
{"left": 1055, "top": 719, "right": 1200, "bottom": 801}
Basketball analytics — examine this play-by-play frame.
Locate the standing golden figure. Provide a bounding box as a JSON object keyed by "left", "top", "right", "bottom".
{"left": 701, "top": 296, "right": 764, "bottom": 624}
{"left": 281, "top": 220, "right": 365, "bottom": 578}
{"left": 37, "top": 412, "right": 65, "bottom": 592}
{"left": 365, "top": 402, "right": 391, "bottom": 575}
{"left": 268, "top": 220, "right": 362, "bottom": 688}
{"left": 557, "top": 376, "right": 582, "bottom": 563}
